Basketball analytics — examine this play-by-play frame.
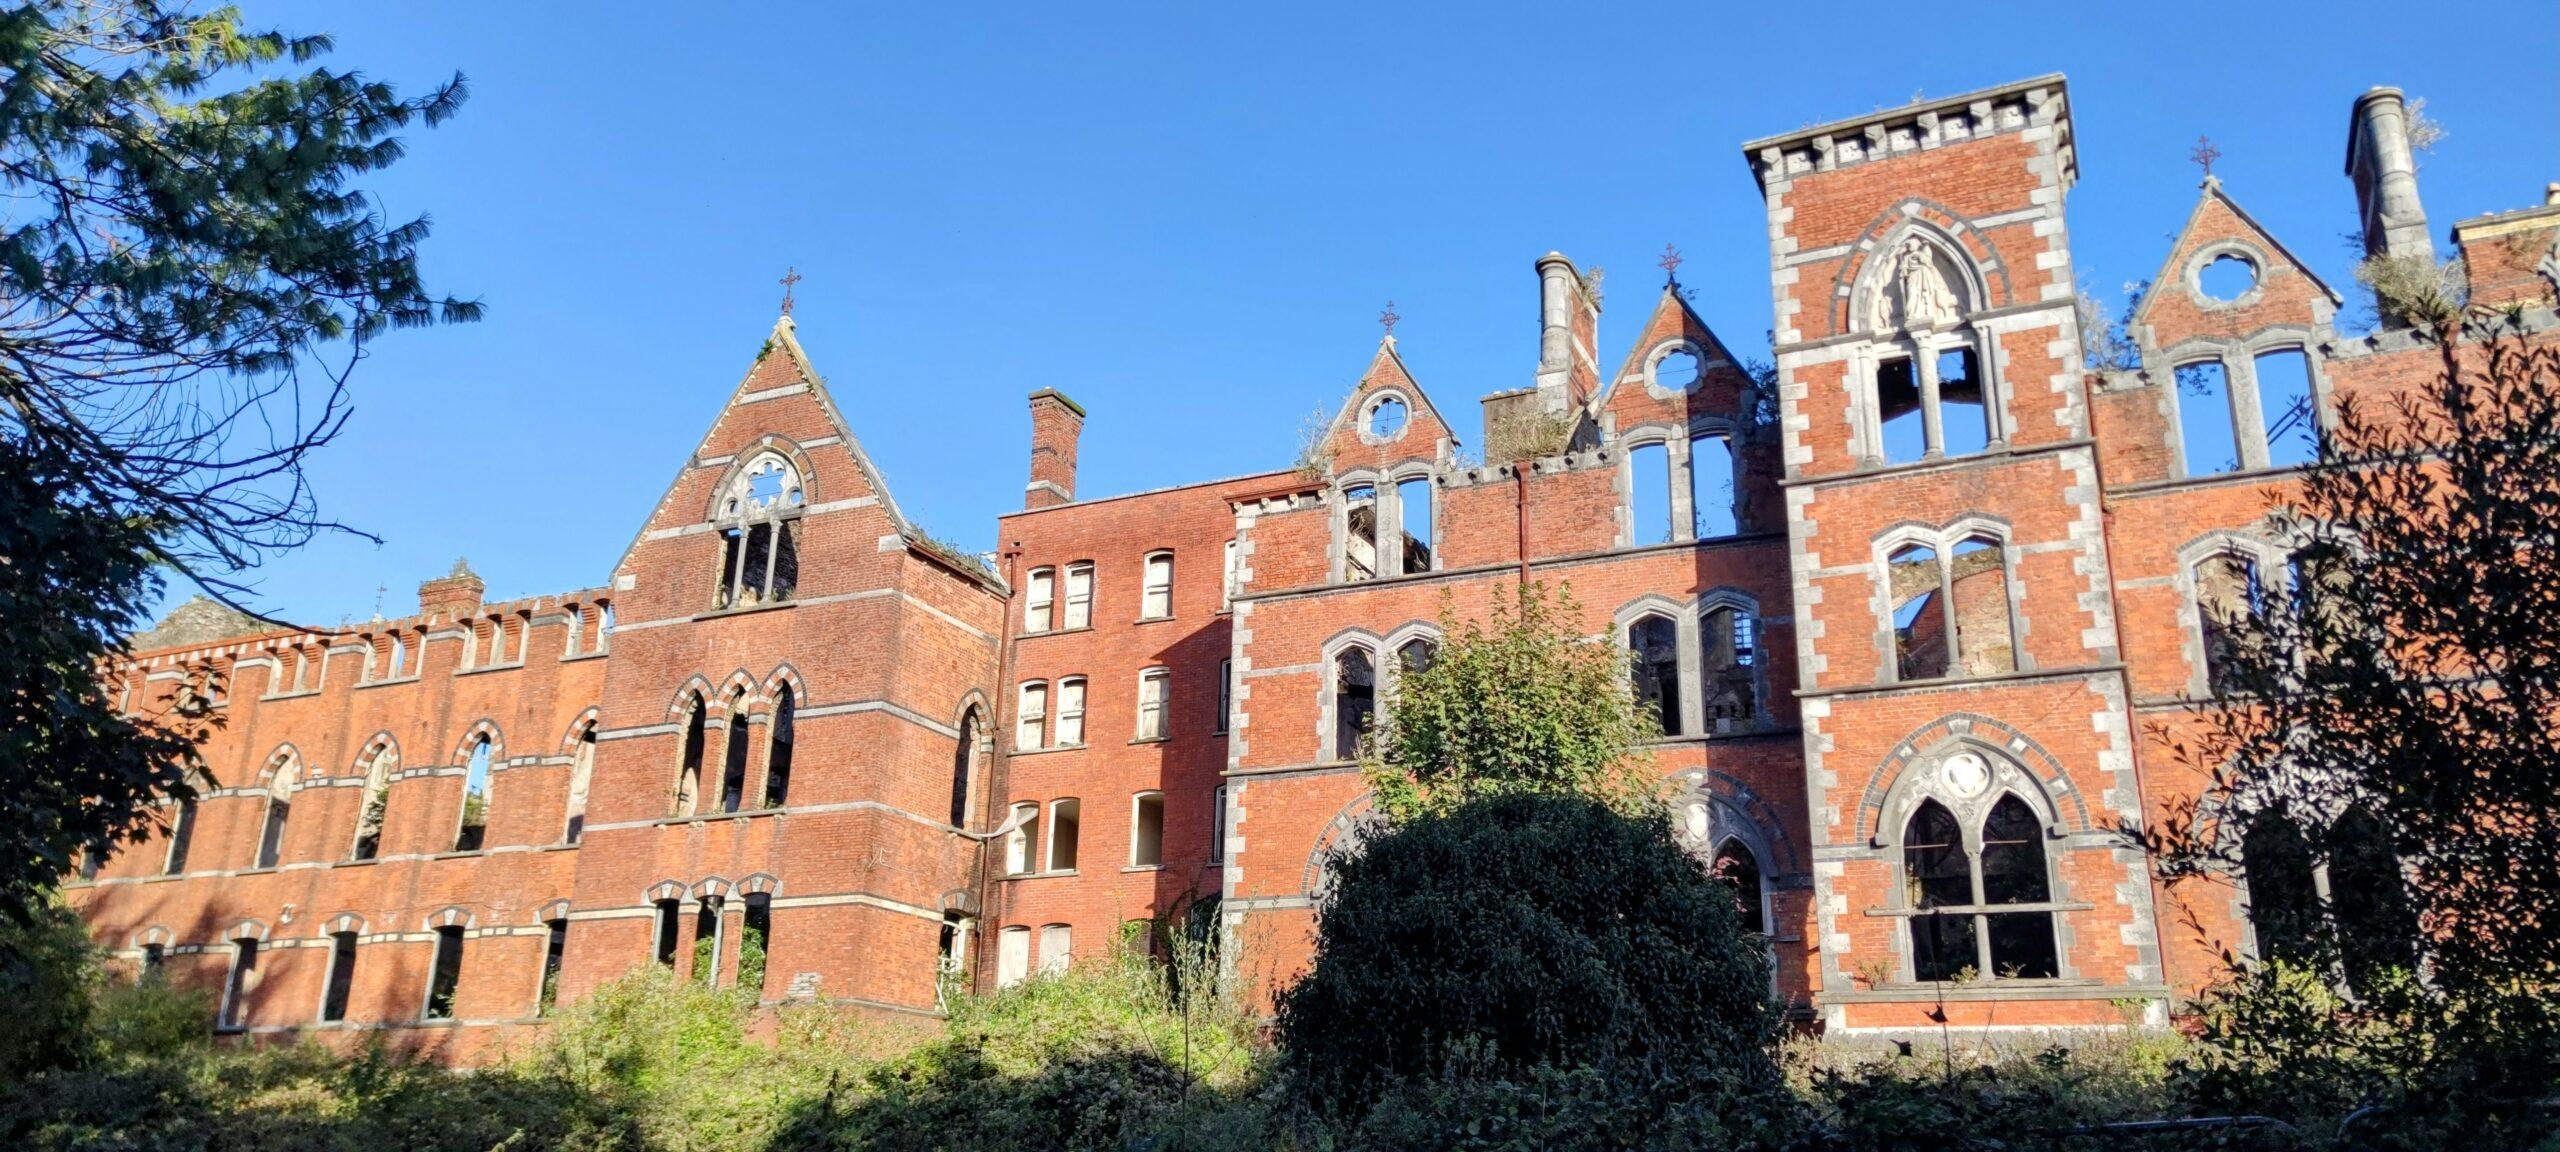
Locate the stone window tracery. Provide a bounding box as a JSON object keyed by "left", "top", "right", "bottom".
{"left": 713, "top": 454, "right": 804, "bottom": 610}
{"left": 1888, "top": 748, "right": 2063, "bottom": 983}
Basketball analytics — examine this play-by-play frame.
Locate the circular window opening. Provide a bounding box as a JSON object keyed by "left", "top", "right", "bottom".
{"left": 1653, "top": 348, "right": 1701, "bottom": 390}
{"left": 1368, "top": 397, "right": 1408, "bottom": 440}
{"left": 2197, "top": 253, "right": 2259, "bottom": 302}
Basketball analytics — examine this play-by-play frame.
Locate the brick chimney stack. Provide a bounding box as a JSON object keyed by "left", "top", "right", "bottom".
{"left": 1026, "top": 389, "right": 1085, "bottom": 509}
{"left": 418, "top": 557, "right": 485, "bottom": 619}
{"left": 2346, "top": 87, "right": 2434, "bottom": 263}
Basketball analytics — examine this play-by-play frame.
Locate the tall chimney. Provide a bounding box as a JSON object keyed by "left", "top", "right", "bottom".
{"left": 418, "top": 558, "right": 484, "bottom": 619}
{"left": 1531, "top": 252, "right": 1599, "bottom": 412}
{"left": 1025, "top": 388, "right": 1084, "bottom": 509}
{"left": 2346, "top": 87, "right": 2434, "bottom": 263}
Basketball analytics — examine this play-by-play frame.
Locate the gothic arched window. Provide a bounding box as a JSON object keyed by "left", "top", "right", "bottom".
{"left": 1628, "top": 615, "right": 1683, "bottom": 736}
{"left": 454, "top": 734, "right": 495, "bottom": 852}
{"left": 1901, "top": 792, "right": 2059, "bottom": 982}
{"left": 350, "top": 740, "right": 397, "bottom": 860}
{"left": 1331, "top": 647, "right": 1376, "bottom": 760}
{"left": 254, "top": 753, "right": 299, "bottom": 869}
{"left": 713, "top": 454, "right": 805, "bottom": 610}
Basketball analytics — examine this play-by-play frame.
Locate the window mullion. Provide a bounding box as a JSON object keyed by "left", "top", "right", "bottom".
{"left": 1939, "top": 551, "right": 1964, "bottom": 673}
{"left": 1915, "top": 340, "right": 1946, "bottom": 458}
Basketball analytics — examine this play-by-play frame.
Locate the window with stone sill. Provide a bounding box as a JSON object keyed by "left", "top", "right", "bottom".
{"left": 1901, "top": 788, "right": 2060, "bottom": 983}
{"left": 1054, "top": 677, "right": 1085, "bottom": 746}
{"left": 1015, "top": 681, "right": 1048, "bottom": 751}
{"left": 1884, "top": 533, "right": 2016, "bottom": 683}
{"left": 1331, "top": 646, "right": 1375, "bottom": 761}
{"left": 1024, "top": 567, "right": 1055, "bottom": 632}
{"left": 1005, "top": 801, "right": 1040, "bottom": 876}
{"left": 1135, "top": 668, "right": 1169, "bottom": 740}
{"left": 712, "top": 455, "right": 804, "bottom": 611}
{"left": 1130, "top": 791, "right": 1164, "bottom": 868}
{"left": 1141, "top": 552, "right": 1174, "bottom": 619}
{"left": 1062, "top": 562, "right": 1094, "bottom": 630}
{"left": 1044, "top": 798, "right": 1080, "bottom": 872}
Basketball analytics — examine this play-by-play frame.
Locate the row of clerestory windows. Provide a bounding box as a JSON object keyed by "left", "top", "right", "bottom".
{"left": 217, "top": 601, "right": 615, "bottom": 703}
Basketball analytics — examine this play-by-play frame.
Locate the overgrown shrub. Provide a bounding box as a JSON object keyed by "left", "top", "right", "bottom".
{"left": 1277, "top": 791, "right": 1785, "bottom": 1125}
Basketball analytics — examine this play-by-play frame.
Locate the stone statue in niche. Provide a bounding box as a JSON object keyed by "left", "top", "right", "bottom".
{"left": 1866, "top": 235, "right": 1961, "bottom": 334}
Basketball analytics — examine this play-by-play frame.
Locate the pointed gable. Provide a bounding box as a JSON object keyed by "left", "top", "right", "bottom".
{"left": 1315, "top": 335, "right": 1457, "bottom": 479}
{"left": 2130, "top": 177, "right": 2341, "bottom": 354}
{"left": 1599, "top": 285, "right": 1757, "bottom": 434}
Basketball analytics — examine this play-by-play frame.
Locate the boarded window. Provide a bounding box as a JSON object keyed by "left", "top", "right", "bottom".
{"left": 1016, "top": 682, "right": 1048, "bottom": 751}
{"left": 1024, "top": 568, "right": 1055, "bottom": 632}
{"left": 1054, "top": 678, "right": 1085, "bottom": 746}
{"left": 997, "top": 926, "right": 1031, "bottom": 987}
{"left": 1038, "top": 924, "right": 1072, "bottom": 975}
{"left": 1142, "top": 553, "right": 1174, "bottom": 619}
{"left": 1135, "top": 670, "right": 1168, "bottom": 740}
{"left": 1062, "top": 563, "right": 1094, "bottom": 629}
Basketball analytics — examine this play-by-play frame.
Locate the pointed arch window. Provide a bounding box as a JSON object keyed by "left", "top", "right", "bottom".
{"left": 673, "top": 696, "right": 707, "bottom": 817}
{"left": 763, "top": 685, "right": 796, "bottom": 808}
{"left": 1341, "top": 485, "right": 1378, "bottom": 582}
{"left": 1628, "top": 615, "right": 1683, "bottom": 736}
{"left": 1885, "top": 533, "right": 2017, "bottom": 683}
{"left": 1331, "top": 647, "right": 1376, "bottom": 760}
{"left": 2195, "top": 551, "right": 2262, "bottom": 695}
{"left": 454, "top": 734, "right": 494, "bottom": 851}
{"left": 1702, "top": 606, "right": 1758, "bottom": 731}
{"left": 717, "top": 689, "right": 751, "bottom": 813}
{"left": 351, "top": 741, "right": 397, "bottom": 860}
{"left": 254, "top": 753, "right": 299, "bottom": 869}
{"left": 713, "top": 454, "right": 805, "bottom": 610}
{"left": 2242, "top": 810, "right": 2321, "bottom": 967}
{"left": 948, "top": 706, "right": 983, "bottom": 828}
{"left": 1901, "top": 794, "right": 2059, "bottom": 982}
{"left": 563, "top": 723, "right": 596, "bottom": 843}
{"left": 1713, "top": 838, "right": 1767, "bottom": 936}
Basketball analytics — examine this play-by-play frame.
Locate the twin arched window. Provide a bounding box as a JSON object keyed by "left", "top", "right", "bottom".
{"left": 1339, "top": 476, "right": 1434, "bottom": 583}
{"left": 1885, "top": 534, "right": 2016, "bottom": 682}
{"left": 713, "top": 455, "right": 804, "bottom": 610}
{"left": 1625, "top": 602, "right": 1761, "bottom": 738}
{"left": 1327, "top": 637, "right": 1438, "bottom": 761}
{"left": 1901, "top": 789, "right": 2058, "bottom": 982}
{"left": 1625, "top": 429, "right": 1742, "bottom": 546}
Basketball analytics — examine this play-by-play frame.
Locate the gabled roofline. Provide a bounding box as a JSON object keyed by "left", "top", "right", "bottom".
{"left": 2131, "top": 176, "right": 2344, "bottom": 332}
{"left": 1316, "top": 335, "right": 1466, "bottom": 451}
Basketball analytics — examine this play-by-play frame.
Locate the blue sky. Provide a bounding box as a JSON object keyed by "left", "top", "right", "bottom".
{"left": 207, "top": 1, "right": 2555, "bottom": 626}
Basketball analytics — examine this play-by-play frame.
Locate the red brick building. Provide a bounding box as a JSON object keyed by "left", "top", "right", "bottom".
{"left": 69, "top": 74, "right": 2560, "bottom": 1053}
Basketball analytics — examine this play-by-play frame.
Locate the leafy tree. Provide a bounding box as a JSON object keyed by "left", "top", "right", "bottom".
{"left": 1361, "top": 581, "right": 1656, "bottom": 819}
{"left": 2151, "top": 315, "right": 2560, "bottom": 995}
{"left": 1276, "top": 791, "right": 1786, "bottom": 1126}
{"left": 0, "top": 1, "right": 473, "bottom": 917}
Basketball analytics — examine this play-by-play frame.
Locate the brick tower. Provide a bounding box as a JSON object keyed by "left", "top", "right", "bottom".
{"left": 1743, "top": 76, "right": 2164, "bottom": 1030}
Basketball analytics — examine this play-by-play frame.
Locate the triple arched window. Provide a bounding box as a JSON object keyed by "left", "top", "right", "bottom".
{"left": 713, "top": 454, "right": 804, "bottom": 610}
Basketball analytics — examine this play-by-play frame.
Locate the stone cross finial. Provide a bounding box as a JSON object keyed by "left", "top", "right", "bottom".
{"left": 2190, "top": 135, "right": 2222, "bottom": 181}
{"left": 779, "top": 267, "right": 803, "bottom": 316}
{"left": 1658, "top": 243, "right": 1683, "bottom": 285}
{"left": 1378, "top": 300, "right": 1400, "bottom": 337}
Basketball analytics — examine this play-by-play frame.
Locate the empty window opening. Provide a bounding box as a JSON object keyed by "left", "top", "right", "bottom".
{"left": 537, "top": 918, "right": 568, "bottom": 1015}
{"left": 1653, "top": 348, "right": 1701, "bottom": 390}
{"left": 2195, "top": 552, "right": 2261, "bottom": 695}
{"left": 1005, "top": 801, "right": 1040, "bottom": 875}
{"left": 221, "top": 938, "right": 258, "bottom": 1028}
{"left": 1713, "top": 839, "right": 1767, "bottom": 936}
{"left": 739, "top": 895, "right": 771, "bottom": 999}
{"left": 1936, "top": 346, "right": 1991, "bottom": 457}
{"left": 321, "top": 932, "right": 357, "bottom": 1023}
{"left": 1368, "top": 396, "right": 1408, "bottom": 439}
{"left": 255, "top": 759, "right": 297, "bottom": 869}
{"left": 423, "top": 926, "right": 464, "bottom": 1020}
{"left": 714, "top": 457, "right": 804, "bottom": 610}
{"left": 1215, "top": 659, "right": 1232, "bottom": 734}
{"left": 1136, "top": 669, "right": 1169, "bottom": 740}
{"left": 387, "top": 634, "right": 408, "bottom": 678}
{"left": 692, "top": 896, "right": 724, "bottom": 985}
{"left": 1888, "top": 543, "right": 1949, "bottom": 681}
{"left": 563, "top": 725, "right": 596, "bottom": 843}
{"left": 1392, "top": 477, "right": 1432, "bottom": 574}
{"left": 674, "top": 699, "right": 706, "bottom": 817}
{"left": 763, "top": 687, "right": 795, "bottom": 808}
{"left": 1131, "top": 792, "right": 1165, "bottom": 867}
{"left": 1342, "top": 486, "right": 1379, "bottom": 582}
{"left": 1629, "top": 615, "right": 1683, "bottom": 736}
{"left": 164, "top": 798, "right": 196, "bottom": 875}
{"left": 997, "top": 926, "right": 1031, "bottom": 987}
{"left": 1054, "top": 678, "right": 1086, "bottom": 746}
{"left": 1949, "top": 536, "right": 2017, "bottom": 677}
{"left": 1016, "top": 681, "right": 1049, "bottom": 750}
{"left": 1045, "top": 799, "right": 1081, "bottom": 872}
{"left": 455, "top": 736, "right": 493, "bottom": 852}
{"left": 1903, "top": 794, "right": 2059, "bottom": 982}
{"left": 653, "top": 899, "right": 681, "bottom": 967}
{"left": 1628, "top": 441, "right": 1674, "bottom": 546}
{"left": 1039, "top": 923, "right": 1072, "bottom": 976}
{"left": 2330, "top": 808, "right": 2419, "bottom": 995}
{"left": 718, "top": 695, "right": 750, "bottom": 814}
{"left": 2197, "top": 253, "right": 2258, "bottom": 301}
{"left": 1024, "top": 567, "right": 1055, "bottom": 632}
{"left": 2242, "top": 812, "right": 2321, "bottom": 967}
{"left": 2177, "top": 360, "right": 2243, "bottom": 476}
{"left": 1141, "top": 552, "right": 1174, "bottom": 619}
{"left": 1397, "top": 638, "right": 1438, "bottom": 678}
{"left": 1062, "top": 562, "right": 1094, "bottom": 629}
{"left": 2255, "top": 348, "right": 2318, "bottom": 467}
{"left": 1903, "top": 800, "right": 1975, "bottom": 982}
{"left": 1209, "top": 785, "right": 1229, "bottom": 864}
{"left": 1876, "top": 357, "right": 1926, "bottom": 465}
{"left": 352, "top": 744, "right": 394, "bottom": 861}
{"left": 1702, "top": 607, "right": 1757, "bottom": 731}
{"left": 140, "top": 943, "right": 164, "bottom": 978}
{"left": 1691, "top": 433, "right": 1737, "bottom": 539}
{"left": 1979, "top": 795, "right": 2060, "bottom": 979}
{"left": 949, "top": 707, "right": 982, "bottom": 828}
{"left": 1332, "top": 648, "right": 1376, "bottom": 760}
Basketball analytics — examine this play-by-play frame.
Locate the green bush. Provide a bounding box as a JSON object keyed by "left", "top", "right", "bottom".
{"left": 1276, "top": 791, "right": 1786, "bottom": 1124}
{"left": 0, "top": 902, "right": 103, "bottom": 1079}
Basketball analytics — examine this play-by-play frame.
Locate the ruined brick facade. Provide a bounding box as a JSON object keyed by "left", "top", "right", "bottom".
{"left": 69, "top": 75, "right": 2560, "bottom": 1054}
